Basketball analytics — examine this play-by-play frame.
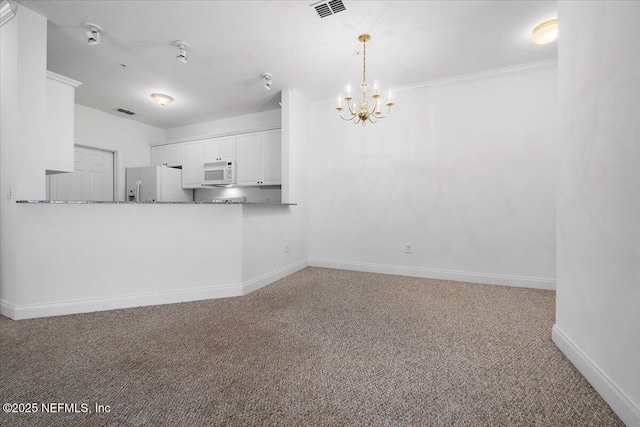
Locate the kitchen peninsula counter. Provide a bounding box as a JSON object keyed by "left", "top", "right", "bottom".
{"left": 17, "top": 200, "right": 296, "bottom": 205}
{"left": 8, "top": 198, "right": 304, "bottom": 320}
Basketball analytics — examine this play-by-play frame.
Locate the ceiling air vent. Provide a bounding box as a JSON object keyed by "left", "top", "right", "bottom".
{"left": 114, "top": 107, "right": 136, "bottom": 116}
{"left": 311, "top": 0, "right": 346, "bottom": 18}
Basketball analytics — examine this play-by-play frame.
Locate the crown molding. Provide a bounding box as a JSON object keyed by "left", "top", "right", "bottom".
{"left": 46, "top": 70, "right": 82, "bottom": 87}
{"left": 395, "top": 58, "right": 557, "bottom": 94}
{"left": 312, "top": 58, "right": 557, "bottom": 106}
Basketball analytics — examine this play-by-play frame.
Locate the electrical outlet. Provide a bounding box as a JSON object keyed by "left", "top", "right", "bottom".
{"left": 285, "top": 243, "right": 290, "bottom": 253}
{"left": 405, "top": 244, "right": 411, "bottom": 253}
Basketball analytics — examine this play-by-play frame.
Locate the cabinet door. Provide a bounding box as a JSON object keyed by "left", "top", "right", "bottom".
{"left": 165, "top": 144, "right": 183, "bottom": 166}
{"left": 204, "top": 138, "right": 219, "bottom": 162}
{"left": 235, "top": 133, "right": 261, "bottom": 185}
{"left": 45, "top": 77, "right": 76, "bottom": 173}
{"left": 182, "top": 141, "right": 204, "bottom": 188}
{"left": 218, "top": 136, "right": 236, "bottom": 160}
{"left": 261, "top": 129, "right": 282, "bottom": 185}
{"left": 204, "top": 136, "right": 235, "bottom": 161}
{"left": 151, "top": 146, "right": 165, "bottom": 165}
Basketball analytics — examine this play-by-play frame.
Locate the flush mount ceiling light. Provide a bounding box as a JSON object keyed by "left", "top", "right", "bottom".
{"left": 261, "top": 73, "right": 273, "bottom": 90}
{"left": 150, "top": 93, "right": 174, "bottom": 107}
{"left": 336, "top": 34, "right": 394, "bottom": 125}
{"left": 532, "top": 18, "right": 558, "bottom": 44}
{"left": 175, "top": 40, "right": 189, "bottom": 63}
{"left": 85, "top": 23, "right": 103, "bottom": 46}
{"left": 0, "top": 0, "right": 17, "bottom": 27}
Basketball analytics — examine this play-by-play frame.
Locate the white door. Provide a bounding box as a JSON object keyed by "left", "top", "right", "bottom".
{"left": 49, "top": 146, "right": 115, "bottom": 201}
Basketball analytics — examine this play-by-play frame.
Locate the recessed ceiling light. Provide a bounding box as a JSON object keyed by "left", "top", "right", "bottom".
{"left": 532, "top": 18, "right": 558, "bottom": 44}
{"left": 150, "top": 93, "right": 174, "bottom": 107}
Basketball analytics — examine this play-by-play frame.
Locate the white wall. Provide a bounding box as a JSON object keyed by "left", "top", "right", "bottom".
{"left": 74, "top": 104, "right": 164, "bottom": 200}
{"left": 307, "top": 64, "right": 557, "bottom": 289}
{"left": 553, "top": 2, "right": 640, "bottom": 426}
{"left": 240, "top": 89, "right": 310, "bottom": 289}
{"left": 164, "top": 109, "right": 281, "bottom": 142}
{"left": 6, "top": 204, "right": 243, "bottom": 319}
{"left": 0, "top": 6, "right": 47, "bottom": 310}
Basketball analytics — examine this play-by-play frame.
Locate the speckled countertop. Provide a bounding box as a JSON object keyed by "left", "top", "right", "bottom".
{"left": 16, "top": 200, "right": 296, "bottom": 206}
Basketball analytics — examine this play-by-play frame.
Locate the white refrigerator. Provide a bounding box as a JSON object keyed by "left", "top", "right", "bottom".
{"left": 126, "top": 165, "right": 193, "bottom": 202}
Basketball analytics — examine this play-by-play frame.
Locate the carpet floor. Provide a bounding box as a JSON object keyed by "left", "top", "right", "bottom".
{"left": 0, "top": 267, "right": 622, "bottom": 426}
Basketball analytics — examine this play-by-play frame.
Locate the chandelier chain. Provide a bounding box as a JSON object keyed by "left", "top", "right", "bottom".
{"left": 362, "top": 39, "right": 367, "bottom": 91}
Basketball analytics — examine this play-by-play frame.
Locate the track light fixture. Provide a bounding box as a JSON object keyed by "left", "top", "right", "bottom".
{"left": 175, "top": 41, "right": 189, "bottom": 63}
{"left": 85, "top": 23, "right": 102, "bottom": 46}
{"left": 261, "top": 73, "right": 273, "bottom": 91}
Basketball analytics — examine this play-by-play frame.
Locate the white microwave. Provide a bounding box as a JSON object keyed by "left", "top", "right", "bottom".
{"left": 203, "top": 160, "right": 235, "bottom": 186}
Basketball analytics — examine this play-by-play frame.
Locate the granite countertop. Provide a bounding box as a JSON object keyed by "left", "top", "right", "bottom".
{"left": 16, "top": 200, "right": 296, "bottom": 206}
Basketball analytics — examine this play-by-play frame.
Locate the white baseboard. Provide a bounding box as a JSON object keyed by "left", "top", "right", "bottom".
{"left": 308, "top": 259, "right": 555, "bottom": 290}
{"left": 552, "top": 325, "right": 640, "bottom": 427}
{"left": 1, "top": 260, "right": 311, "bottom": 321}
{"left": 243, "top": 260, "right": 308, "bottom": 295}
{"left": 1, "top": 284, "right": 243, "bottom": 321}
{"left": 0, "top": 300, "right": 16, "bottom": 319}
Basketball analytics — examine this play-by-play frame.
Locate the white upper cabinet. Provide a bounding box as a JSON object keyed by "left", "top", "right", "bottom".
{"left": 204, "top": 136, "right": 235, "bottom": 162}
{"left": 45, "top": 71, "right": 81, "bottom": 174}
{"left": 236, "top": 129, "right": 281, "bottom": 186}
{"left": 165, "top": 144, "right": 183, "bottom": 166}
{"left": 152, "top": 144, "right": 183, "bottom": 166}
{"left": 261, "top": 129, "right": 282, "bottom": 184}
{"left": 151, "top": 146, "right": 164, "bottom": 165}
{"left": 235, "top": 133, "right": 261, "bottom": 185}
{"left": 181, "top": 140, "right": 204, "bottom": 188}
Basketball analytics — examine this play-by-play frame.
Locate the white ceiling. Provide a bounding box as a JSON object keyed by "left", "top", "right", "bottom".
{"left": 17, "top": 0, "right": 557, "bottom": 129}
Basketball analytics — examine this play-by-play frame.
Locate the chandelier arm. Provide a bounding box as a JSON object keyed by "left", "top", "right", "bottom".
{"left": 372, "top": 104, "right": 393, "bottom": 119}
{"left": 346, "top": 101, "right": 357, "bottom": 116}
{"left": 338, "top": 112, "right": 356, "bottom": 121}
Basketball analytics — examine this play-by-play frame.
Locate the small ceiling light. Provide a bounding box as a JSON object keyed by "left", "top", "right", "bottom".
{"left": 175, "top": 40, "right": 189, "bottom": 63}
{"left": 0, "top": 0, "right": 17, "bottom": 27}
{"left": 532, "top": 18, "right": 558, "bottom": 44}
{"left": 85, "top": 23, "right": 103, "bottom": 46}
{"left": 261, "top": 73, "right": 273, "bottom": 90}
{"left": 150, "top": 93, "right": 174, "bottom": 107}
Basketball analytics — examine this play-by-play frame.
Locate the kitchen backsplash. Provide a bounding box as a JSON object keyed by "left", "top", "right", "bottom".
{"left": 194, "top": 186, "right": 282, "bottom": 203}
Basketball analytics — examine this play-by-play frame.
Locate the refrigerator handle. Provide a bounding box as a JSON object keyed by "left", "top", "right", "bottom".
{"left": 135, "top": 179, "right": 142, "bottom": 202}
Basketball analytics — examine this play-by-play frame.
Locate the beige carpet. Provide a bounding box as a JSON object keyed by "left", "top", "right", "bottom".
{"left": 0, "top": 267, "right": 622, "bottom": 426}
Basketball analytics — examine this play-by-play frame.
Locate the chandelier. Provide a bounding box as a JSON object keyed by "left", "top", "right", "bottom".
{"left": 336, "top": 34, "right": 394, "bottom": 125}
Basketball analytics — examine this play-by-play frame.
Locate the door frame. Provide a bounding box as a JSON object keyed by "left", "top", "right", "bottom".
{"left": 48, "top": 143, "right": 119, "bottom": 201}
{"left": 76, "top": 143, "right": 118, "bottom": 201}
